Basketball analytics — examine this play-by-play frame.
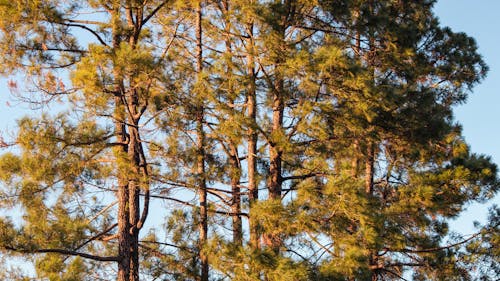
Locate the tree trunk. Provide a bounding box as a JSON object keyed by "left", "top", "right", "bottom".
{"left": 196, "top": 2, "right": 209, "bottom": 280}
{"left": 365, "top": 141, "right": 374, "bottom": 195}
{"left": 115, "top": 95, "right": 131, "bottom": 281}
{"left": 246, "top": 19, "right": 260, "bottom": 251}
{"left": 263, "top": 2, "right": 289, "bottom": 254}
{"left": 264, "top": 77, "right": 284, "bottom": 253}
{"left": 229, "top": 148, "right": 242, "bottom": 245}
{"left": 111, "top": 4, "right": 132, "bottom": 278}
{"left": 269, "top": 91, "right": 284, "bottom": 201}
{"left": 113, "top": 3, "right": 148, "bottom": 279}
{"left": 197, "top": 118, "right": 208, "bottom": 281}
{"left": 220, "top": 0, "right": 243, "bottom": 246}
{"left": 128, "top": 126, "right": 142, "bottom": 281}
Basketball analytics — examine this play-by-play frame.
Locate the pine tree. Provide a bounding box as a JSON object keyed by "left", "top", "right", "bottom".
{"left": 0, "top": 1, "right": 173, "bottom": 280}
{"left": 0, "top": 1, "right": 498, "bottom": 280}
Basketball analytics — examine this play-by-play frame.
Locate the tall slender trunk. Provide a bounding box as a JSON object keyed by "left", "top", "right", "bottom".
{"left": 115, "top": 85, "right": 133, "bottom": 281}
{"left": 196, "top": 115, "right": 208, "bottom": 281}
{"left": 114, "top": 3, "right": 149, "bottom": 280}
{"left": 116, "top": 114, "right": 131, "bottom": 281}
{"left": 128, "top": 116, "right": 142, "bottom": 281}
{"left": 264, "top": 74, "right": 284, "bottom": 254}
{"left": 351, "top": 140, "right": 360, "bottom": 177}
{"left": 264, "top": 40, "right": 285, "bottom": 255}
{"left": 195, "top": 2, "right": 208, "bottom": 280}
{"left": 112, "top": 5, "right": 132, "bottom": 280}
{"left": 126, "top": 22, "right": 140, "bottom": 281}
{"left": 128, "top": 153, "right": 140, "bottom": 281}
{"left": 351, "top": 25, "right": 362, "bottom": 179}
{"left": 263, "top": 1, "right": 292, "bottom": 254}
{"left": 365, "top": 3, "right": 378, "bottom": 276}
{"left": 220, "top": 0, "right": 243, "bottom": 246}
{"left": 229, "top": 146, "right": 242, "bottom": 245}
{"left": 246, "top": 18, "right": 259, "bottom": 250}
{"left": 268, "top": 87, "right": 284, "bottom": 202}
{"left": 365, "top": 141, "right": 374, "bottom": 195}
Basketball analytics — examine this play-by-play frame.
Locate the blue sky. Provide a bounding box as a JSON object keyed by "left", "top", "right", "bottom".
{"left": 434, "top": 0, "right": 500, "bottom": 233}
{"left": 435, "top": 0, "right": 500, "bottom": 163}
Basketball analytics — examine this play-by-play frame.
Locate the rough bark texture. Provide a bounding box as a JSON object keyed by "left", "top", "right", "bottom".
{"left": 115, "top": 95, "right": 131, "bottom": 281}
{"left": 263, "top": 4, "right": 289, "bottom": 252}
{"left": 114, "top": 3, "right": 149, "bottom": 280}
{"left": 196, "top": 2, "right": 209, "bottom": 280}
{"left": 230, "top": 149, "right": 242, "bottom": 245}
{"left": 246, "top": 20, "right": 259, "bottom": 250}
{"left": 128, "top": 131, "right": 141, "bottom": 281}
{"left": 221, "top": 0, "right": 243, "bottom": 246}
{"left": 197, "top": 118, "right": 208, "bottom": 281}
{"left": 264, "top": 76, "right": 284, "bottom": 253}
{"left": 112, "top": 4, "right": 132, "bottom": 277}
{"left": 365, "top": 141, "right": 374, "bottom": 195}
{"left": 269, "top": 90, "right": 284, "bottom": 201}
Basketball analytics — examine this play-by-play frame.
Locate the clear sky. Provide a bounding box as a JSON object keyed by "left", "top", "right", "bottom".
{"left": 434, "top": 0, "right": 500, "bottom": 233}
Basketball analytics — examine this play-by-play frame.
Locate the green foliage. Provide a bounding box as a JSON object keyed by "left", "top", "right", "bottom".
{"left": 0, "top": 0, "right": 498, "bottom": 280}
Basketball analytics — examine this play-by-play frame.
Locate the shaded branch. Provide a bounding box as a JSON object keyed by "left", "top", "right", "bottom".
{"left": 56, "top": 21, "right": 109, "bottom": 47}
{"left": 4, "top": 246, "right": 118, "bottom": 262}
{"left": 142, "top": 1, "right": 170, "bottom": 26}
{"left": 389, "top": 231, "right": 483, "bottom": 254}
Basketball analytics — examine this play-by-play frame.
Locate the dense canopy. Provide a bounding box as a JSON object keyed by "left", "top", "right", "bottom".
{"left": 0, "top": 0, "right": 498, "bottom": 280}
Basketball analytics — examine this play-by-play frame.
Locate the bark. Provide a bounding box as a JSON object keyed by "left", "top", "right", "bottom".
{"left": 365, "top": 3, "right": 378, "bottom": 275}
{"left": 365, "top": 141, "right": 374, "bottom": 195}
{"left": 229, "top": 146, "right": 242, "bottom": 245}
{"left": 128, "top": 129, "right": 141, "bottom": 281}
{"left": 114, "top": 3, "right": 150, "bottom": 280}
{"left": 221, "top": 0, "right": 243, "bottom": 246}
{"left": 264, "top": 75, "right": 284, "bottom": 253}
{"left": 246, "top": 18, "right": 259, "bottom": 250}
{"left": 115, "top": 97, "right": 131, "bottom": 281}
{"left": 197, "top": 116, "right": 208, "bottom": 281}
{"left": 195, "top": 2, "right": 209, "bottom": 280}
{"left": 112, "top": 4, "right": 132, "bottom": 277}
{"left": 268, "top": 91, "right": 284, "bottom": 201}
{"left": 264, "top": 28, "right": 286, "bottom": 255}
{"left": 351, "top": 140, "right": 360, "bottom": 178}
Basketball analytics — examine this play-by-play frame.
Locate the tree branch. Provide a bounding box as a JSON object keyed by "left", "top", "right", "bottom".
{"left": 4, "top": 246, "right": 118, "bottom": 262}
{"left": 142, "top": 1, "right": 170, "bottom": 26}
{"left": 389, "top": 231, "right": 483, "bottom": 254}
{"left": 56, "top": 22, "right": 109, "bottom": 47}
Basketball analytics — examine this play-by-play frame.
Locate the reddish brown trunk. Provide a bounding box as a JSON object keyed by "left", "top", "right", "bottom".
{"left": 264, "top": 89, "right": 284, "bottom": 253}
{"left": 229, "top": 149, "right": 242, "bottom": 245}
{"left": 128, "top": 128, "right": 141, "bottom": 281}
{"left": 115, "top": 94, "right": 131, "bottom": 281}
{"left": 196, "top": 2, "right": 208, "bottom": 280}
{"left": 114, "top": 4, "right": 147, "bottom": 279}
{"left": 196, "top": 115, "right": 208, "bottom": 281}
{"left": 245, "top": 19, "right": 260, "bottom": 250}
{"left": 269, "top": 92, "right": 284, "bottom": 200}
{"left": 365, "top": 141, "right": 374, "bottom": 195}
{"left": 220, "top": 0, "right": 242, "bottom": 246}
{"left": 351, "top": 140, "right": 360, "bottom": 178}
{"left": 263, "top": 5, "right": 289, "bottom": 254}
{"left": 117, "top": 183, "right": 131, "bottom": 281}
{"left": 112, "top": 6, "right": 132, "bottom": 276}
{"left": 263, "top": 64, "right": 285, "bottom": 254}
